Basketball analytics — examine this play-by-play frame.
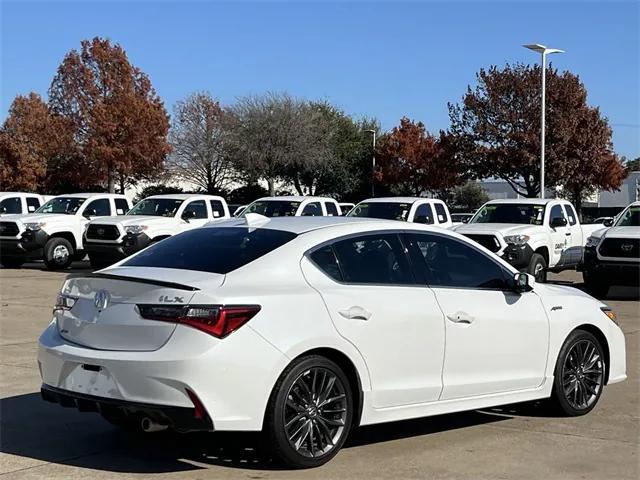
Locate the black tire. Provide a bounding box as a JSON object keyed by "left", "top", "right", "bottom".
{"left": 549, "top": 329, "right": 605, "bottom": 416}
{"left": 264, "top": 355, "right": 353, "bottom": 468}
{"left": 527, "top": 253, "right": 547, "bottom": 283}
{"left": 583, "top": 270, "right": 610, "bottom": 298}
{"left": 0, "top": 255, "right": 25, "bottom": 268}
{"left": 43, "top": 237, "right": 74, "bottom": 270}
{"left": 89, "top": 254, "right": 112, "bottom": 270}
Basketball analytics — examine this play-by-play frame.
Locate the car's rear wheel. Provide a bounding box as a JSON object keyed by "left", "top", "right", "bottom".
{"left": 265, "top": 355, "right": 353, "bottom": 468}
{"left": 527, "top": 253, "right": 547, "bottom": 283}
{"left": 43, "top": 237, "right": 74, "bottom": 270}
{"left": 550, "top": 330, "right": 605, "bottom": 416}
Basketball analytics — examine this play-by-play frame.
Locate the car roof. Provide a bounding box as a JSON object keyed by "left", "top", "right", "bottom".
{"left": 52, "top": 193, "right": 127, "bottom": 198}
{"left": 253, "top": 196, "right": 336, "bottom": 202}
{"left": 144, "top": 194, "right": 225, "bottom": 201}
{"left": 358, "top": 197, "right": 443, "bottom": 204}
{"left": 485, "top": 198, "right": 560, "bottom": 205}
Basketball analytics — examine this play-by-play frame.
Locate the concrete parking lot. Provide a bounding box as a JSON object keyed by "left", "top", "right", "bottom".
{"left": 0, "top": 264, "right": 638, "bottom": 479}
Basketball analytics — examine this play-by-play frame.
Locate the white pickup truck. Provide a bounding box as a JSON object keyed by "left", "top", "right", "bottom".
{"left": 453, "top": 198, "right": 602, "bottom": 282}
{"left": 0, "top": 192, "right": 47, "bottom": 216}
{"left": 241, "top": 196, "right": 343, "bottom": 217}
{"left": 83, "top": 194, "right": 230, "bottom": 268}
{"left": 0, "top": 193, "right": 131, "bottom": 269}
{"left": 347, "top": 197, "right": 453, "bottom": 228}
{"left": 579, "top": 201, "right": 639, "bottom": 297}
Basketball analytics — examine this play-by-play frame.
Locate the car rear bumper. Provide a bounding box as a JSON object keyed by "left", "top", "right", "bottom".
{"left": 37, "top": 319, "right": 289, "bottom": 431}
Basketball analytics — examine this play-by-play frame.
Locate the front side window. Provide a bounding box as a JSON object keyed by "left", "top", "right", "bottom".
{"left": 127, "top": 198, "right": 184, "bottom": 217}
{"left": 414, "top": 203, "right": 434, "bottom": 224}
{"left": 124, "top": 227, "right": 297, "bottom": 274}
{"left": 615, "top": 205, "right": 640, "bottom": 227}
{"left": 347, "top": 202, "right": 412, "bottom": 221}
{"left": 331, "top": 233, "right": 413, "bottom": 285}
{"left": 434, "top": 203, "right": 449, "bottom": 223}
{"left": 404, "top": 233, "right": 508, "bottom": 289}
{"left": 84, "top": 198, "right": 111, "bottom": 217}
{"left": 182, "top": 200, "right": 207, "bottom": 219}
{"left": 301, "top": 202, "right": 322, "bottom": 216}
{"left": 115, "top": 198, "right": 130, "bottom": 215}
{"left": 244, "top": 200, "right": 301, "bottom": 217}
{"left": 0, "top": 197, "right": 22, "bottom": 214}
{"left": 325, "top": 202, "right": 339, "bottom": 216}
{"left": 36, "top": 197, "right": 86, "bottom": 215}
{"left": 549, "top": 205, "right": 566, "bottom": 226}
{"left": 26, "top": 197, "right": 41, "bottom": 212}
{"left": 471, "top": 203, "right": 545, "bottom": 225}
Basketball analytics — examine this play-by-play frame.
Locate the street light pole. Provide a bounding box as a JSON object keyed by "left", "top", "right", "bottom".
{"left": 523, "top": 44, "right": 564, "bottom": 199}
{"left": 365, "top": 129, "right": 377, "bottom": 197}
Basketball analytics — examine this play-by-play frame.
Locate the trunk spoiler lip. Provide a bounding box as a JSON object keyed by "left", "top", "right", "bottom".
{"left": 65, "top": 272, "right": 201, "bottom": 291}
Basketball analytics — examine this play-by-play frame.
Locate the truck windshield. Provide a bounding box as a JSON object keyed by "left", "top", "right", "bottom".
{"left": 470, "top": 204, "right": 545, "bottom": 225}
{"left": 615, "top": 206, "right": 640, "bottom": 227}
{"left": 243, "top": 200, "right": 301, "bottom": 217}
{"left": 347, "top": 202, "right": 412, "bottom": 221}
{"left": 127, "top": 198, "right": 184, "bottom": 217}
{"left": 35, "top": 197, "right": 86, "bottom": 215}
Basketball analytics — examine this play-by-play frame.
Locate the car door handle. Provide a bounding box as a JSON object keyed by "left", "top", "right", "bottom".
{"left": 338, "top": 306, "right": 371, "bottom": 321}
{"left": 446, "top": 312, "right": 474, "bottom": 324}
{"left": 565, "top": 232, "right": 571, "bottom": 236}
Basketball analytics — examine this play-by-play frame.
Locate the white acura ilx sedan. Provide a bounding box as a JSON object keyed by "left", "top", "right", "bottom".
{"left": 38, "top": 216, "right": 626, "bottom": 468}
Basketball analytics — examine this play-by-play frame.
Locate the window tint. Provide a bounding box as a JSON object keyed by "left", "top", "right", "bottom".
{"left": 26, "top": 197, "right": 41, "bottom": 212}
{"left": 84, "top": 198, "right": 111, "bottom": 217}
{"left": 209, "top": 200, "right": 225, "bottom": 218}
{"left": 332, "top": 234, "right": 413, "bottom": 285}
{"left": 124, "top": 227, "right": 297, "bottom": 274}
{"left": 115, "top": 198, "right": 129, "bottom": 215}
{"left": 301, "top": 202, "right": 322, "bottom": 216}
{"left": 309, "top": 245, "right": 342, "bottom": 281}
{"left": 183, "top": 200, "right": 207, "bottom": 219}
{"left": 36, "top": 197, "right": 86, "bottom": 214}
{"left": 244, "top": 200, "right": 300, "bottom": 217}
{"left": 414, "top": 203, "right": 433, "bottom": 224}
{"left": 404, "top": 233, "right": 508, "bottom": 289}
{"left": 549, "top": 205, "right": 566, "bottom": 225}
{"left": 348, "top": 202, "right": 411, "bottom": 221}
{"left": 325, "top": 202, "right": 339, "bottom": 216}
{"left": 471, "top": 203, "right": 545, "bottom": 225}
{"left": 564, "top": 205, "right": 577, "bottom": 226}
{"left": 434, "top": 203, "right": 449, "bottom": 223}
{"left": 0, "top": 197, "right": 22, "bottom": 214}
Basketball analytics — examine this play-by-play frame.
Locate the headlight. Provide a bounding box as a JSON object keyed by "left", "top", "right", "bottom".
{"left": 125, "top": 225, "right": 148, "bottom": 235}
{"left": 601, "top": 306, "right": 618, "bottom": 325}
{"left": 504, "top": 234, "right": 530, "bottom": 246}
{"left": 24, "top": 222, "right": 46, "bottom": 231}
{"left": 586, "top": 236, "right": 601, "bottom": 248}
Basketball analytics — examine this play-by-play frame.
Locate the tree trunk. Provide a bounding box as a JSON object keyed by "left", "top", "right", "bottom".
{"left": 293, "top": 176, "right": 304, "bottom": 196}
{"left": 572, "top": 189, "right": 583, "bottom": 220}
{"left": 267, "top": 178, "right": 276, "bottom": 196}
{"left": 107, "top": 166, "right": 115, "bottom": 193}
{"left": 119, "top": 174, "right": 126, "bottom": 194}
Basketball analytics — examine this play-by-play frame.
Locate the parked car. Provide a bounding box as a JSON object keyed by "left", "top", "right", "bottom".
{"left": 232, "top": 204, "right": 248, "bottom": 217}
{"left": 242, "top": 196, "right": 342, "bottom": 217}
{"left": 347, "top": 197, "right": 453, "bottom": 228}
{"left": 453, "top": 199, "right": 602, "bottom": 282}
{"left": 579, "top": 201, "right": 639, "bottom": 297}
{"left": 338, "top": 202, "right": 355, "bottom": 215}
{"left": 451, "top": 212, "right": 473, "bottom": 225}
{"left": 38, "top": 216, "right": 626, "bottom": 468}
{"left": 593, "top": 216, "right": 615, "bottom": 225}
{"left": 83, "top": 194, "right": 230, "bottom": 269}
{"left": 0, "top": 192, "right": 46, "bottom": 216}
{"left": 0, "top": 193, "right": 131, "bottom": 269}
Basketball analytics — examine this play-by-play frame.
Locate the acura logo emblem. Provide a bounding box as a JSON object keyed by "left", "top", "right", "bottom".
{"left": 621, "top": 243, "right": 634, "bottom": 252}
{"left": 94, "top": 289, "right": 110, "bottom": 310}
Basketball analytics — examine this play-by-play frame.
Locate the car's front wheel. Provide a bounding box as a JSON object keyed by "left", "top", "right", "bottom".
{"left": 527, "top": 253, "right": 547, "bottom": 283}
{"left": 265, "top": 355, "right": 353, "bottom": 468}
{"left": 550, "top": 329, "right": 605, "bottom": 416}
{"left": 44, "top": 237, "right": 74, "bottom": 270}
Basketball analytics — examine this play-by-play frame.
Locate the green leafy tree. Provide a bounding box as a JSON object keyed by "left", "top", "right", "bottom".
{"left": 452, "top": 182, "right": 490, "bottom": 211}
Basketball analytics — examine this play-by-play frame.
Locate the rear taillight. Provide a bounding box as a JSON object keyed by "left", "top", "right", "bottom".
{"left": 136, "top": 304, "right": 260, "bottom": 338}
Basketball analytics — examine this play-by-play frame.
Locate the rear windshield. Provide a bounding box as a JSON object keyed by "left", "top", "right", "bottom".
{"left": 347, "top": 202, "right": 412, "bottom": 221}
{"left": 123, "top": 227, "right": 297, "bottom": 274}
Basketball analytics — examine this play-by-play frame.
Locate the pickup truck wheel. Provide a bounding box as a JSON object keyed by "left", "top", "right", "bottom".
{"left": 527, "top": 253, "right": 547, "bottom": 283}
{"left": 43, "top": 237, "right": 74, "bottom": 270}
{"left": 583, "top": 271, "right": 610, "bottom": 298}
{"left": 0, "top": 255, "right": 25, "bottom": 268}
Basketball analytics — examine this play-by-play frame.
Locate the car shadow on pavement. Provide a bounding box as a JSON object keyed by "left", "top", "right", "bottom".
{"left": 1, "top": 392, "right": 527, "bottom": 473}
{"left": 546, "top": 279, "right": 639, "bottom": 301}
{"left": 0, "top": 261, "right": 93, "bottom": 273}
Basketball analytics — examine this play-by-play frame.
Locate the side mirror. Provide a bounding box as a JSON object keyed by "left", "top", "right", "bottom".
{"left": 550, "top": 217, "right": 568, "bottom": 228}
{"left": 414, "top": 216, "right": 430, "bottom": 224}
{"left": 182, "top": 210, "right": 196, "bottom": 221}
{"left": 603, "top": 218, "right": 614, "bottom": 227}
{"left": 84, "top": 208, "right": 97, "bottom": 218}
{"left": 512, "top": 272, "right": 535, "bottom": 293}
{"left": 0, "top": 206, "right": 6, "bottom": 214}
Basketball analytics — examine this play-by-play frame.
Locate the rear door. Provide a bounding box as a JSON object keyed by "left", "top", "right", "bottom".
{"left": 301, "top": 232, "right": 445, "bottom": 408}
{"left": 562, "top": 203, "right": 583, "bottom": 264}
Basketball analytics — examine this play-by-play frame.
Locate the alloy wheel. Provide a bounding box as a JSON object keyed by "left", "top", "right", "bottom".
{"left": 561, "top": 339, "right": 604, "bottom": 410}
{"left": 52, "top": 245, "right": 70, "bottom": 264}
{"left": 283, "top": 367, "right": 348, "bottom": 458}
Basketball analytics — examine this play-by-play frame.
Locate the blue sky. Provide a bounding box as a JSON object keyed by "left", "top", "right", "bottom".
{"left": 2, "top": 0, "right": 638, "bottom": 158}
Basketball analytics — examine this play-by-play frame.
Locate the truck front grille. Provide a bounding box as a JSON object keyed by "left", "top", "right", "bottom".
{"left": 0, "top": 221, "right": 19, "bottom": 237}
{"left": 463, "top": 234, "right": 501, "bottom": 253}
{"left": 598, "top": 238, "right": 639, "bottom": 259}
{"left": 86, "top": 224, "right": 120, "bottom": 241}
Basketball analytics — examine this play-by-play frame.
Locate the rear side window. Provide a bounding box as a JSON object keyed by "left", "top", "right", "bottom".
{"left": 123, "top": 227, "right": 297, "bottom": 274}
{"left": 26, "top": 197, "right": 41, "bottom": 212}
{"left": 563, "top": 205, "right": 577, "bottom": 225}
{"left": 0, "top": 197, "right": 22, "bottom": 214}
{"left": 414, "top": 203, "right": 434, "bottom": 224}
{"left": 309, "top": 245, "right": 342, "bottom": 281}
{"left": 115, "top": 198, "right": 129, "bottom": 215}
{"left": 209, "top": 200, "right": 225, "bottom": 218}
{"left": 325, "top": 202, "right": 339, "bottom": 216}
{"left": 331, "top": 234, "right": 413, "bottom": 285}
{"left": 434, "top": 203, "right": 449, "bottom": 223}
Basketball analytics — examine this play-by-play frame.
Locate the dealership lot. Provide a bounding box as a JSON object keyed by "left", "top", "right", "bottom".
{"left": 0, "top": 264, "right": 638, "bottom": 479}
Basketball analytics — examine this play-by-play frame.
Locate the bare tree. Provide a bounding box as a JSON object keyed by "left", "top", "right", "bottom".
{"left": 168, "top": 92, "right": 235, "bottom": 194}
